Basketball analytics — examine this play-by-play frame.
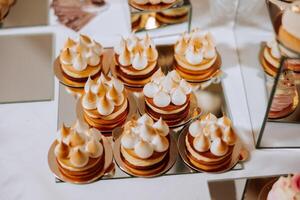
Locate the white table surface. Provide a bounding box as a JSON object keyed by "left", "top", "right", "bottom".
{"left": 1, "top": 1, "right": 300, "bottom": 200}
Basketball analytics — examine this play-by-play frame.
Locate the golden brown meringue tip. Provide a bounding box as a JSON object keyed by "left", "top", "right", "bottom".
{"left": 64, "top": 38, "right": 76, "bottom": 49}
{"left": 206, "top": 124, "right": 222, "bottom": 139}
{"left": 55, "top": 141, "right": 69, "bottom": 159}
{"left": 86, "top": 88, "right": 97, "bottom": 102}
{"left": 222, "top": 127, "right": 236, "bottom": 146}
{"left": 61, "top": 123, "right": 71, "bottom": 138}
{"left": 79, "top": 34, "right": 92, "bottom": 45}
{"left": 70, "top": 148, "right": 89, "bottom": 168}
{"left": 96, "top": 81, "right": 107, "bottom": 97}
{"left": 60, "top": 48, "right": 72, "bottom": 64}
{"left": 107, "top": 85, "right": 120, "bottom": 101}
{"left": 218, "top": 115, "right": 232, "bottom": 127}
{"left": 69, "top": 130, "right": 86, "bottom": 147}
{"left": 86, "top": 139, "right": 103, "bottom": 158}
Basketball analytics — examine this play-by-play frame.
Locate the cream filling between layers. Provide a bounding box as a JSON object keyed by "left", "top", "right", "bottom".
{"left": 121, "top": 146, "right": 167, "bottom": 167}
{"left": 264, "top": 47, "right": 280, "bottom": 68}
{"left": 185, "top": 136, "right": 229, "bottom": 163}
{"left": 84, "top": 98, "right": 128, "bottom": 120}
{"left": 145, "top": 99, "right": 188, "bottom": 114}
{"left": 175, "top": 54, "right": 217, "bottom": 71}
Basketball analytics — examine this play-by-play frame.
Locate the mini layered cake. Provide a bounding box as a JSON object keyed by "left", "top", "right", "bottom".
{"left": 54, "top": 120, "right": 105, "bottom": 182}
{"left": 59, "top": 35, "right": 103, "bottom": 86}
{"left": 120, "top": 114, "right": 170, "bottom": 175}
{"left": 114, "top": 34, "right": 159, "bottom": 88}
{"left": 267, "top": 174, "right": 300, "bottom": 200}
{"left": 143, "top": 70, "right": 192, "bottom": 126}
{"left": 0, "top": 0, "right": 15, "bottom": 22}
{"left": 269, "top": 71, "right": 297, "bottom": 119}
{"left": 81, "top": 73, "right": 129, "bottom": 132}
{"left": 156, "top": 7, "right": 189, "bottom": 25}
{"left": 261, "top": 39, "right": 281, "bottom": 77}
{"left": 185, "top": 113, "right": 237, "bottom": 172}
{"left": 278, "top": 1, "right": 300, "bottom": 54}
{"left": 130, "top": 0, "right": 177, "bottom": 11}
{"left": 174, "top": 29, "right": 220, "bottom": 82}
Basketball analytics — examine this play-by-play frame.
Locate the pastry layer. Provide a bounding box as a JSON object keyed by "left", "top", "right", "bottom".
{"left": 174, "top": 53, "right": 217, "bottom": 71}
{"left": 268, "top": 102, "right": 294, "bottom": 119}
{"left": 61, "top": 62, "right": 101, "bottom": 79}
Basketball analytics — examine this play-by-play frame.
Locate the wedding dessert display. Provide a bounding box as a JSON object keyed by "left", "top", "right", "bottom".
{"left": 129, "top": 0, "right": 177, "bottom": 11}
{"left": 0, "top": 0, "right": 15, "bottom": 22}
{"left": 278, "top": 1, "right": 300, "bottom": 54}
{"left": 143, "top": 70, "right": 193, "bottom": 126}
{"left": 267, "top": 174, "right": 300, "bottom": 200}
{"left": 80, "top": 73, "right": 129, "bottom": 133}
{"left": 51, "top": 120, "right": 108, "bottom": 183}
{"left": 268, "top": 71, "right": 298, "bottom": 119}
{"left": 184, "top": 113, "right": 237, "bottom": 172}
{"left": 174, "top": 28, "right": 221, "bottom": 82}
{"left": 51, "top": 0, "right": 105, "bottom": 31}
{"left": 260, "top": 39, "right": 281, "bottom": 77}
{"left": 114, "top": 34, "right": 159, "bottom": 89}
{"left": 119, "top": 114, "right": 171, "bottom": 176}
{"left": 55, "top": 35, "right": 103, "bottom": 87}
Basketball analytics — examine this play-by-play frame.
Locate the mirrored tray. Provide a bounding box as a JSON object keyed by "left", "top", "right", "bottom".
{"left": 55, "top": 43, "right": 244, "bottom": 182}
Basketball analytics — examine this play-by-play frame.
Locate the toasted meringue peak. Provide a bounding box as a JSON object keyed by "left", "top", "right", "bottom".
{"left": 143, "top": 82, "right": 160, "bottom": 98}
{"left": 175, "top": 32, "right": 189, "bottom": 55}
{"left": 137, "top": 113, "right": 154, "bottom": 125}
{"left": 60, "top": 48, "right": 73, "bottom": 65}
{"left": 106, "top": 85, "right": 124, "bottom": 106}
{"left": 203, "top": 113, "right": 218, "bottom": 123}
{"left": 82, "top": 89, "right": 97, "bottom": 110}
{"left": 134, "top": 140, "right": 154, "bottom": 159}
{"left": 79, "top": 34, "right": 92, "bottom": 46}
{"left": 72, "top": 53, "right": 87, "bottom": 71}
{"left": 69, "top": 131, "right": 86, "bottom": 147}
{"left": 64, "top": 38, "right": 76, "bottom": 49}
{"left": 73, "top": 120, "right": 89, "bottom": 133}
{"left": 70, "top": 148, "right": 89, "bottom": 168}
{"left": 86, "top": 138, "right": 103, "bottom": 158}
{"left": 131, "top": 51, "right": 148, "bottom": 70}
{"left": 87, "top": 128, "right": 102, "bottom": 142}
{"left": 75, "top": 42, "right": 89, "bottom": 57}
{"left": 193, "top": 134, "right": 210, "bottom": 152}
{"left": 189, "top": 120, "right": 203, "bottom": 137}
{"left": 185, "top": 43, "right": 204, "bottom": 65}
{"left": 111, "top": 77, "right": 124, "bottom": 93}
{"left": 205, "top": 124, "right": 222, "bottom": 139}
{"left": 179, "top": 79, "right": 192, "bottom": 94}
{"left": 97, "top": 95, "right": 114, "bottom": 116}
{"left": 151, "top": 68, "right": 164, "bottom": 83}
{"left": 61, "top": 123, "right": 71, "bottom": 139}
{"left": 118, "top": 45, "right": 131, "bottom": 66}
{"left": 154, "top": 91, "right": 171, "bottom": 107}
{"left": 222, "top": 127, "right": 236, "bottom": 146}
{"left": 153, "top": 117, "right": 169, "bottom": 136}
{"left": 95, "top": 80, "right": 107, "bottom": 97}
{"left": 84, "top": 76, "right": 96, "bottom": 93}
{"left": 87, "top": 50, "right": 101, "bottom": 66}
{"left": 151, "top": 134, "right": 169, "bottom": 152}
{"left": 218, "top": 116, "right": 232, "bottom": 128}
{"left": 147, "top": 43, "right": 158, "bottom": 62}
{"left": 210, "top": 138, "right": 228, "bottom": 156}
{"left": 169, "top": 70, "right": 181, "bottom": 83}
{"left": 171, "top": 88, "right": 186, "bottom": 106}
{"left": 114, "top": 37, "right": 126, "bottom": 55}
{"left": 139, "top": 123, "right": 155, "bottom": 142}
{"left": 121, "top": 131, "right": 138, "bottom": 149}
{"left": 55, "top": 141, "right": 69, "bottom": 158}
{"left": 204, "top": 43, "right": 216, "bottom": 59}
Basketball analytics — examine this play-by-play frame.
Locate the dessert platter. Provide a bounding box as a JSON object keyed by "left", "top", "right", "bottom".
{"left": 51, "top": 29, "right": 247, "bottom": 183}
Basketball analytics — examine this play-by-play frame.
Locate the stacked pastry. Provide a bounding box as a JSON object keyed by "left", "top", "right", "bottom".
{"left": 0, "top": 0, "right": 15, "bottom": 22}
{"left": 267, "top": 174, "right": 300, "bottom": 200}
{"left": 54, "top": 120, "right": 105, "bottom": 182}
{"left": 156, "top": 7, "right": 189, "bottom": 25}
{"left": 269, "top": 71, "right": 297, "bottom": 119}
{"left": 174, "top": 29, "right": 220, "bottom": 82}
{"left": 143, "top": 70, "right": 192, "bottom": 126}
{"left": 278, "top": 1, "right": 300, "bottom": 54}
{"left": 114, "top": 34, "right": 159, "bottom": 88}
{"left": 130, "top": 0, "right": 176, "bottom": 11}
{"left": 185, "top": 113, "right": 237, "bottom": 172}
{"left": 59, "top": 35, "right": 103, "bottom": 86}
{"left": 261, "top": 39, "right": 281, "bottom": 77}
{"left": 120, "top": 114, "right": 170, "bottom": 175}
{"left": 81, "top": 73, "right": 129, "bottom": 132}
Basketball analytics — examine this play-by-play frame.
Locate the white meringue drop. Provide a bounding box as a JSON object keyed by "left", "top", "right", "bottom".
{"left": 151, "top": 134, "right": 169, "bottom": 152}
{"left": 143, "top": 82, "right": 159, "bottom": 98}
{"left": 153, "top": 91, "right": 171, "bottom": 107}
{"left": 153, "top": 117, "right": 169, "bottom": 137}
{"left": 134, "top": 140, "right": 154, "bottom": 159}
{"left": 188, "top": 120, "right": 202, "bottom": 137}
{"left": 171, "top": 88, "right": 186, "bottom": 106}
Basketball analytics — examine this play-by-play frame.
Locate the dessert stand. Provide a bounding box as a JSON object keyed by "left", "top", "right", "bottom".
{"left": 128, "top": 0, "right": 191, "bottom": 36}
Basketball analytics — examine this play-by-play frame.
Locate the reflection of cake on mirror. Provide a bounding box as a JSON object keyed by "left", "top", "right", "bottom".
{"left": 81, "top": 73, "right": 129, "bottom": 133}
{"left": 174, "top": 28, "right": 221, "bottom": 82}
{"left": 114, "top": 34, "right": 159, "bottom": 88}
{"left": 0, "top": 0, "right": 16, "bottom": 22}
{"left": 269, "top": 71, "right": 298, "bottom": 119}
{"left": 120, "top": 114, "right": 170, "bottom": 176}
{"left": 51, "top": 0, "right": 105, "bottom": 31}
{"left": 129, "top": 0, "right": 177, "bottom": 11}
{"left": 58, "top": 35, "right": 103, "bottom": 87}
{"left": 156, "top": 7, "right": 189, "bottom": 24}
{"left": 278, "top": 1, "right": 300, "bottom": 54}
{"left": 185, "top": 113, "right": 237, "bottom": 172}
{"left": 266, "top": 174, "right": 300, "bottom": 200}
{"left": 143, "top": 69, "right": 193, "bottom": 126}
{"left": 260, "top": 39, "right": 281, "bottom": 77}
{"left": 54, "top": 120, "right": 105, "bottom": 182}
